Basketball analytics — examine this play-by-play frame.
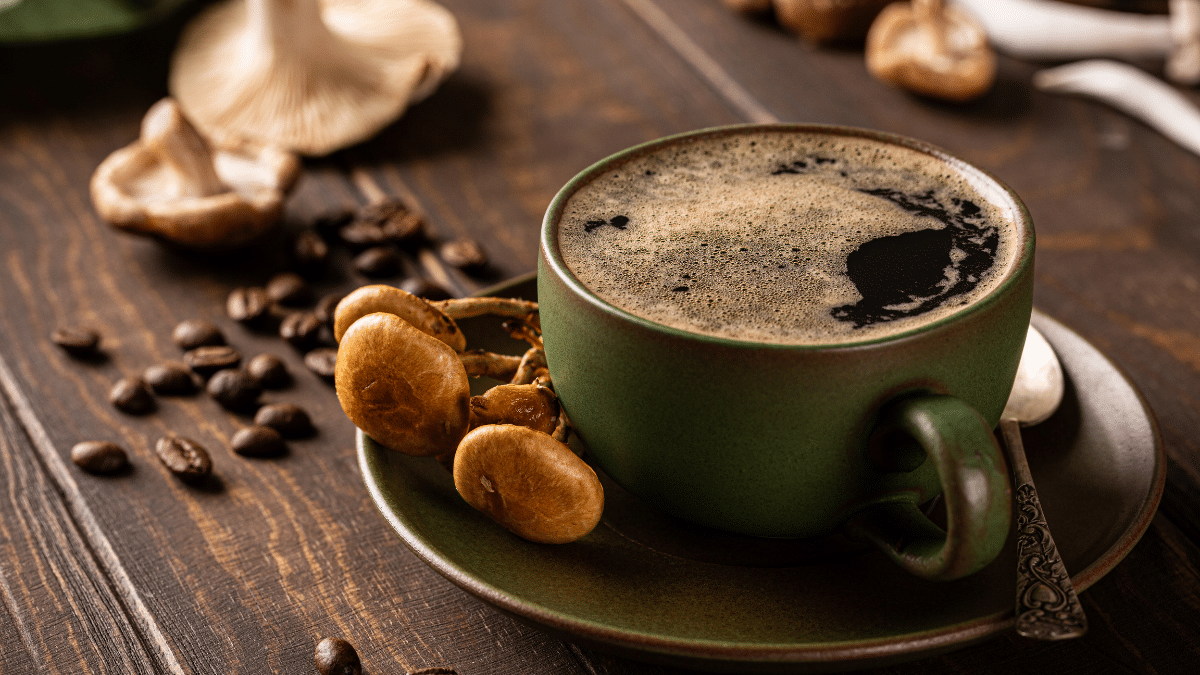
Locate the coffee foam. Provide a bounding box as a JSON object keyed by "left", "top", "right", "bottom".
{"left": 556, "top": 131, "right": 1020, "bottom": 345}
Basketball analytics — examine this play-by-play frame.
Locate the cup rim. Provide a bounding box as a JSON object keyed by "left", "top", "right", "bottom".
{"left": 540, "top": 122, "right": 1036, "bottom": 350}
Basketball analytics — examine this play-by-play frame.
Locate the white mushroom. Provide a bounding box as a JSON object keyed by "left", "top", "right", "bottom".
{"left": 168, "top": 0, "right": 462, "bottom": 156}
{"left": 953, "top": 0, "right": 1172, "bottom": 62}
{"left": 1168, "top": 0, "right": 1200, "bottom": 86}
{"left": 90, "top": 97, "right": 300, "bottom": 250}
{"left": 1034, "top": 59, "right": 1200, "bottom": 158}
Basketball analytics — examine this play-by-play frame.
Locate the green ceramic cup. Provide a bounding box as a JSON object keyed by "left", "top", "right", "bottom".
{"left": 538, "top": 124, "right": 1034, "bottom": 581}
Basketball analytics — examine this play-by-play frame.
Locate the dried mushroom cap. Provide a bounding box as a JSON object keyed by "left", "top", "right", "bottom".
{"left": 453, "top": 424, "right": 604, "bottom": 544}
{"left": 335, "top": 311, "right": 470, "bottom": 456}
{"left": 333, "top": 283, "right": 465, "bottom": 352}
{"left": 470, "top": 382, "right": 559, "bottom": 435}
{"left": 90, "top": 97, "right": 300, "bottom": 250}
{"left": 774, "top": 0, "right": 893, "bottom": 44}
{"left": 168, "top": 0, "right": 462, "bottom": 156}
{"left": 865, "top": 0, "right": 996, "bottom": 102}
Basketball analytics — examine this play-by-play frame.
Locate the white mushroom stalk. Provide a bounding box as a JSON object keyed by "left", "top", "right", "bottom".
{"left": 1034, "top": 59, "right": 1200, "bottom": 157}
{"left": 952, "top": 0, "right": 1172, "bottom": 62}
{"left": 89, "top": 98, "right": 300, "bottom": 250}
{"left": 169, "top": 0, "right": 462, "bottom": 156}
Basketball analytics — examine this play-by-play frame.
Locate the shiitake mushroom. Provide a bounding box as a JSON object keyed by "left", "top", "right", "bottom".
{"left": 335, "top": 311, "right": 470, "bottom": 456}
{"left": 333, "top": 284, "right": 465, "bottom": 352}
{"left": 452, "top": 424, "right": 603, "bottom": 544}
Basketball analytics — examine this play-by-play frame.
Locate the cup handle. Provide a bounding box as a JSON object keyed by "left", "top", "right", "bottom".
{"left": 842, "top": 395, "right": 1012, "bottom": 581}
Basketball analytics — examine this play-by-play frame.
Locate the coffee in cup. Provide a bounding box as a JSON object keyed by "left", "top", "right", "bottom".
{"left": 539, "top": 124, "right": 1034, "bottom": 581}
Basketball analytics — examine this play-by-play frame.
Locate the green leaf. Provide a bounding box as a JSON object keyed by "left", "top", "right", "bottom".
{"left": 0, "top": 0, "right": 193, "bottom": 43}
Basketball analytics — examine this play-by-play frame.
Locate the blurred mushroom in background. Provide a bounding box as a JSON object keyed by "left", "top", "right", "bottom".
{"left": 169, "top": 0, "right": 462, "bottom": 156}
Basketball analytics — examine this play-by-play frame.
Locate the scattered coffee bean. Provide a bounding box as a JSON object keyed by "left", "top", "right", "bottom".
{"left": 399, "top": 277, "right": 452, "bottom": 301}
{"left": 304, "top": 347, "right": 338, "bottom": 380}
{"left": 206, "top": 368, "right": 262, "bottom": 412}
{"left": 280, "top": 311, "right": 324, "bottom": 350}
{"left": 353, "top": 246, "right": 402, "bottom": 278}
{"left": 71, "top": 441, "right": 128, "bottom": 474}
{"left": 184, "top": 345, "right": 241, "bottom": 378}
{"left": 143, "top": 362, "right": 198, "bottom": 395}
{"left": 313, "top": 292, "right": 344, "bottom": 326}
{"left": 155, "top": 436, "right": 212, "bottom": 481}
{"left": 51, "top": 326, "right": 101, "bottom": 357}
{"left": 254, "top": 402, "right": 314, "bottom": 438}
{"left": 355, "top": 198, "right": 403, "bottom": 225}
{"left": 339, "top": 220, "right": 387, "bottom": 250}
{"left": 292, "top": 229, "right": 329, "bottom": 279}
{"left": 109, "top": 376, "right": 155, "bottom": 415}
{"left": 246, "top": 353, "right": 291, "bottom": 389}
{"left": 227, "top": 286, "right": 271, "bottom": 324}
{"left": 171, "top": 318, "right": 225, "bottom": 350}
{"left": 230, "top": 425, "right": 286, "bottom": 457}
{"left": 266, "top": 272, "right": 311, "bottom": 306}
{"left": 439, "top": 237, "right": 487, "bottom": 270}
{"left": 314, "top": 637, "right": 361, "bottom": 675}
{"left": 311, "top": 208, "right": 354, "bottom": 240}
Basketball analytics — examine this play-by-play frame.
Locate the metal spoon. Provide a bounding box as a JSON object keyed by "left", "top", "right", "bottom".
{"left": 999, "top": 324, "right": 1087, "bottom": 640}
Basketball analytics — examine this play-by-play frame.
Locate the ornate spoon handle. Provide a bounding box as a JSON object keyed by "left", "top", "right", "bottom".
{"left": 998, "top": 419, "right": 1088, "bottom": 640}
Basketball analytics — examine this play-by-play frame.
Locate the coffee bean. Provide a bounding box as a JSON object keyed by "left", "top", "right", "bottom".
{"left": 254, "top": 403, "right": 314, "bottom": 438}
{"left": 184, "top": 345, "right": 241, "bottom": 378}
{"left": 292, "top": 229, "right": 329, "bottom": 279}
{"left": 314, "top": 637, "right": 361, "bottom": 675}
{"left": 439, "top": 237, "right": 487, "bottom": 270}
{"left": 155, "top": 436, "right": 212, "bottom": 480}
{"left": 171, "top": 318, "right": 225, "bottom": 350}
{"left": 381, "top": 211, "right": 426, "bottom": 245}
{"left": 246, "top": 353, "right": 291, "bottom": 389}
{"left": 409, "top": 668, "right": 458, "bottom": 675}
{"left": 51, "top": 326, "right": 101, "bottom": 357}
{"left": 227, "top": 287, "right": 271, "bottom": 324}
{"left": 311, "top": 208, "right": 354, "bottom": 241}
{"left": 266, "top": 272, "right": 311, "bottom": 306}
{"left": 109, "top": 376, "right": 155, "bottom": 414}
{"left": 339, "top": 221, "right": 387, "bottom": 250}
{"left": 313, "top": 292, "right": 344, "bottom": 326}
{"left": 304, "top": 347, "right": 338, "bottom": 380}
{"left": 280, "top": 312, "right": 324, "bottom": 350}
{"left": 399, "top": 277, "right": 452, "bottom": 301}
{"left": 231, "top": 425, "right": 286, "bottom": 457}
{"left": 355, "top": 198, "right": 403, "bottom": 225}
{"left": 71, "top": 441, "right": 128, "bottom": 474}
{"left": 353, "top": 246, "right": 402, "bottom": 278}
{"left": 143, "top": 362, "right": 198, "bottom": 395}
{"left": 206, "top": 368, "right": 261, "bottom": 412}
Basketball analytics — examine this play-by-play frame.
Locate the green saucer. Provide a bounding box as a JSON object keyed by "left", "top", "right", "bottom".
{"left": 357, "top": 273, "right": 1165, "bottom": 673}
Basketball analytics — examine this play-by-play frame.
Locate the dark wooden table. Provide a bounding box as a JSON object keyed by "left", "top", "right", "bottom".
{"left": 3, "top": 1, "right": 1200, "bottom": 673}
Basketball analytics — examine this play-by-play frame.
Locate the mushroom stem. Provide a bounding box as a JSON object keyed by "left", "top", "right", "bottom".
{"left": 1169, "top": 0, "right": 1200, "bottom": 85}
{"left": 460, "top": 350, "right": 523, "bottom": 381}
{"left": 510, "top": 348, "right": 547, "bottom": 386}
{"left": 502, "top": 318, "right": 543, "bottom": 350}
{"left": 140, "top": 99, "right": 227, "bottom": 198}
{"left": 432, "top": 297, "right": 541, "bottom": 327}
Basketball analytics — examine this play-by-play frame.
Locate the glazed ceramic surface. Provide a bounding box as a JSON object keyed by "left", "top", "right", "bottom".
{"left": 358, "top": 274, "right": 1164, "bottom": 673}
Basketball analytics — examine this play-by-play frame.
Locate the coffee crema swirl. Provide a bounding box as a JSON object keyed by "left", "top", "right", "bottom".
{"left": 556, "top": 131, "right": 1020, "bottom": 345}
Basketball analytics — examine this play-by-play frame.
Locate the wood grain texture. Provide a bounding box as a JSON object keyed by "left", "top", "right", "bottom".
{"left": 0, "top": 0, "right": 1198, "bottom": 673}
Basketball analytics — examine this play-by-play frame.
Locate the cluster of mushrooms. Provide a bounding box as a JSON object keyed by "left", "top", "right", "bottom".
{"left": 332, "top": 285, "right": 604, "bottom": 545}
{"left": 729, "top": 0, "right": 1200, "bottom": 104}
{"left": 726, "top": 0, "right": 995, "bottom": 101}
{"left": 90, "top": 0, "right": 461, "bottom": 250}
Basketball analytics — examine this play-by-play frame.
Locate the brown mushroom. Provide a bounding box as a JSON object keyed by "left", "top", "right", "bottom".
{"left": 469, "top": 382, "right": 559, "bottom": 435}
{"left": 431, "top": 297, "right": 540, "bottom": 330}
{"left": 459, "top": 349, "right": 523, "bottom": 381}
{"left": 453, "top": 424, "right": 604, "bottom": 544}
{"left": 89, "top": 97, "right": 299, "bottom": 250}
{"left": 774, "top": 0, "right": 892, "bottom": 45}
{"left": 335, "top": 311, "right": 470, "bottom": 456}
{"left": 865, "top": 0, "right": 996, "bottom": 101}
{"left": 168, "top": 0, "right": 462, "bottom": 156}
{"left": 333, "top": 284, "right": 465, "bottom": 352}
